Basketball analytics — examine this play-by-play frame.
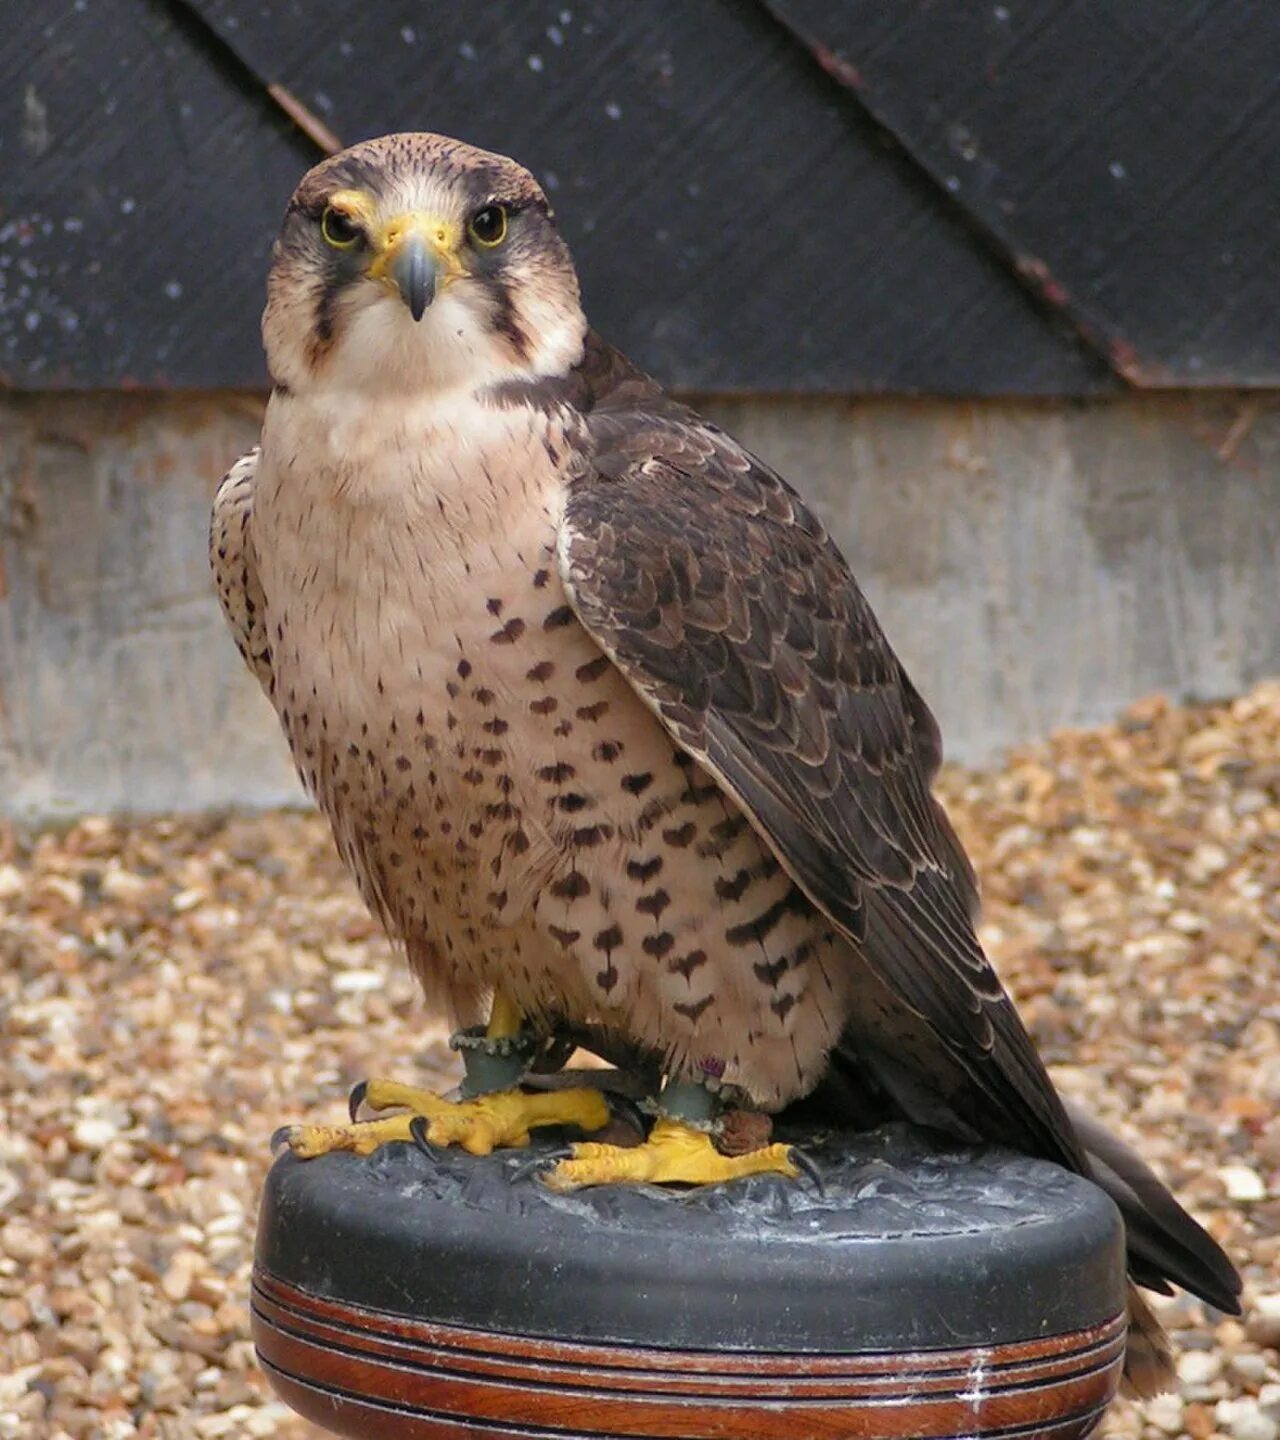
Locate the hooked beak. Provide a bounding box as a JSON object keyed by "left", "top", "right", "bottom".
{"left": 389, "top": 235, "right": 436, "bottom": 322}
{"left": 370, "top": 214, "right": 461, "bottom": 322}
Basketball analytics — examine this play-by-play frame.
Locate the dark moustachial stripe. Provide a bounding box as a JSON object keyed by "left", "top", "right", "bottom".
{"left": 486, "top": 276, "right": 533, "bottom": 365}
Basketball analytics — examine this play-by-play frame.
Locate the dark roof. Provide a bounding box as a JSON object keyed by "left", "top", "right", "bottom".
{"left": 2, "top": 1, "right": 1275, "bottom": 393}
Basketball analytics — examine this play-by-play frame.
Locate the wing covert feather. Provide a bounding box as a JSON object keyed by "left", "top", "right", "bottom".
{"left": 556, "top": 349, "right": 1083, "bottom": 1168}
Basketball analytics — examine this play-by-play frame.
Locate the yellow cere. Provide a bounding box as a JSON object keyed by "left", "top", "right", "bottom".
{"left": 366, "top": 211, "right": 467, "bottom": 284}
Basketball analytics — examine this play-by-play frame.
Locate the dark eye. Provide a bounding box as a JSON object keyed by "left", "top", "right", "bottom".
{"left": 321, "top": 205, "right": 362, "bottom": 249}
{"left": 468, "top": 204, "right": 508, "bottom": 248}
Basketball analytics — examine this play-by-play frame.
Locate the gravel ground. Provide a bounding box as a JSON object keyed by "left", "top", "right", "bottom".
{"left": 1, "top": 683, "right": 1278, "bottom": 1439}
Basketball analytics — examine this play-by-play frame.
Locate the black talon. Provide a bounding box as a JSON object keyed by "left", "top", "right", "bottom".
{"left": 608, "top": 1094, "right": 648, "bottom": 1139}
{"left": 789, "top": 1147, "right": 825, "bottom": 1197}
{"left": 270, "top": 1125, "right": 295, "bottom": 1155}
{"left": 408, "top": 1115, "right": 441, "bottom": 1162}
{"left": 510, "top": 1146, "right": 573, "bottom": 1186}
{"left": 347, "top": 1080, "right": 369, "bottom": 1123}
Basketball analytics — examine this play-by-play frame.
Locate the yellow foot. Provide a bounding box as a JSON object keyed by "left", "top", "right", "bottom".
{"left": 275, "top": 1079, "right": 612, "bottom": 1160}
{"left": 542, "top": 1116, "right": 804, "bottom": 1192}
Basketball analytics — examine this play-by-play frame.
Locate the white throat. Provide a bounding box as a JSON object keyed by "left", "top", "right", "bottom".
{"left": 257, "top": 354, "right": 567, "bottom": 529}
{"left": 320, "top": 285, "right": 583, "bottom": 397}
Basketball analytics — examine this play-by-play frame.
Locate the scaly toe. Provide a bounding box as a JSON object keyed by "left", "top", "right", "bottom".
{"left": 541, "top": 1149, "right": 647, "bottom": 1192}
{"left": 275, "top": 1084, "right": 613, "bottom": 1163}
{"left": 422, "top": 1107, "right": 511, "bottom": 1155}
{"left": 279, "top": 1113, "right": 421, "bottom": 1158}
{"left": 356, "top": 1078, "right": 456, "bottom": 1119}
{"left": 540, "top": 1119, "right": 802, "bottom": 1192}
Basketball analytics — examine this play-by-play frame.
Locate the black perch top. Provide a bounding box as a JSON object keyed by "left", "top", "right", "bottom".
{"left": 252, "top": 1123, "right": 1128, "bottom": 1440}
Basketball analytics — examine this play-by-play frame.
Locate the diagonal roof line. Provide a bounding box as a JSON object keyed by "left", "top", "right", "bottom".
{"left": 163, "top": 0, "right": 343, "bottom": 155}
{"left": 750, "top": 0, "right": 1136, "bottom": 387}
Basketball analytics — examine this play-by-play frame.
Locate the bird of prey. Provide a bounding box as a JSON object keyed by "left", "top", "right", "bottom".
{"left": 212, "top": 132, "right": 1239, "bottom": 1394}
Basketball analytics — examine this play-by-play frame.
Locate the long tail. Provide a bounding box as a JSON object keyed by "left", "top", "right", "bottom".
{"left": 1066, "top": 1100, "right": 1242, "bottom": 1395}
{"left": 794, "top": 1051, "right": 1242, "bottom": 1395}
{"left": 1122, "top": 1285, "right": 1175, "bottom": 1398}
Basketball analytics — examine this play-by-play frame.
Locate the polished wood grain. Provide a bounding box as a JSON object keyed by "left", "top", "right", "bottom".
{"left": 252, "top": 1268, "right": 1123, "bottom": 1439}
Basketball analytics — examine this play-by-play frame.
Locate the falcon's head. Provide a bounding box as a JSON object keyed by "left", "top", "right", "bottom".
{"left": 264, "top": 133, "right": 585, "bottom": 394}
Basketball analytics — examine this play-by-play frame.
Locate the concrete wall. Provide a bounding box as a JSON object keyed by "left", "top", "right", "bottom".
{"left": 1, "top": 389, "right": 1276, "bottom": 817}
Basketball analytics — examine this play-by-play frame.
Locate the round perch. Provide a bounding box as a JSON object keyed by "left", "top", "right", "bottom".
{"left": 251, "top": 1123, "right": 1127, "bottom": 1440}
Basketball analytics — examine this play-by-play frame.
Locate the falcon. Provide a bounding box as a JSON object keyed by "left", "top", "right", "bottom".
{"left": 212, "top": 133, "right": 1238, "bottom": 1394}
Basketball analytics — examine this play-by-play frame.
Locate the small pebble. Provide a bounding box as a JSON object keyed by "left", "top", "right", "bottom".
{"left": 0, "top": 1221, "right": 47, "bottom": 1264}
{"left": 1143, "top": 1391, "right": 1185, "bottom": 1434}
{"left": 1248, "top": 1296, "right": 1280, "bottom": 1349}
{"left": 330, "top": 967, "right": 384, "bottom": 993}
{"left": 71, "top": 1116, "right": 119, "bottom": 1152}
{"left": 1220, "top": 1165, "right": 1268, "bottom": 1202}
{"left": 161, "top": 1248, "right": 203, "bottom": 1303}
{"left": 1217, "top": 1398, "right": 1280, "bottom": 1440}
{"left": 1185, "top": 1400, "right": 1217, "bottom": 1439}
{"left": 1230, "top": 1353, "right": 1270, "bottom": 1386}
{"left": 1181, "top": 1350, "right": 1224, "bottom": 1387}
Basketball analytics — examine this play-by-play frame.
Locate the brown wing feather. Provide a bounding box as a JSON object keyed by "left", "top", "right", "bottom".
{"left": 556, "top": 338, "right": 1086, "bottom": 1171}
